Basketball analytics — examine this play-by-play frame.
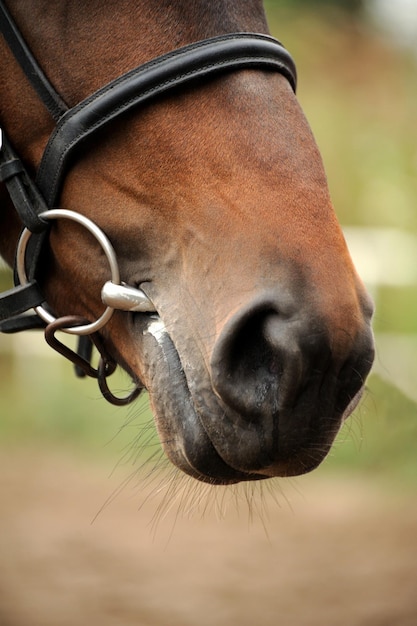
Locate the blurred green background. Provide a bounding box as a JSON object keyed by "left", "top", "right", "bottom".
{"left": 0, "top": 1, "right": 416, "bottom": 487}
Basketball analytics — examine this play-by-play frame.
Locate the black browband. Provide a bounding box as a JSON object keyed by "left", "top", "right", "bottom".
{"left": 38, "top": 33, "right": 297, "bottom": 208}
{"left": 0, "top": 0, "right": 297, "bottom": 332}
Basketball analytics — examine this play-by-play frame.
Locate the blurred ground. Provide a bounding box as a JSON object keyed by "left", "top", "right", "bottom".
{"left": 0, "top": 448, "right": 416, "bottom": 626}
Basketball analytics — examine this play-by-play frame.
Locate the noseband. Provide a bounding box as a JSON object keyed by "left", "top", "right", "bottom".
{"left": 0, "top": 1, "right": 297, "bottom": 403}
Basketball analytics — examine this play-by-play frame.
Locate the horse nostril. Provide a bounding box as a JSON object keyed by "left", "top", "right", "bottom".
{"left": 210, "top": 295, "right": 374, "bottom": 423}
{"left": 210, "top": 302, "right": 303, "bottom": 419}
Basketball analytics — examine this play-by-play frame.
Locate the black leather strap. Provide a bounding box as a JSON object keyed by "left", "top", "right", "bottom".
{"left": 37, "top": 33, "right": 297, "bottom": 206}
{"left": 0, "top": 131, "right": 49, "bottom": 233}
{"left": 0, "top": 0, "right": 67, "bottom": 121}
{"left": 0, "top": 313, "right": 45, "bottom": 333}
{"left": 0, "top": 156, "right": 24, "bottom": 181}
{"left": 0, "top": 281, "right": 44, "bottom": 322}
{"left": 0, "top": 130, "right": 49, "bottom": 326}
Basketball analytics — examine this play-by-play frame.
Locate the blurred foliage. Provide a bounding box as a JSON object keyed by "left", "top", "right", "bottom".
{"left": 375, "top": 286, "right": 417, "bottom": 334}
{"left": 324, "top": 375, "right": 417, "bottom": 485}
{"left": 0, "top": 265, "right": 12, "bottom": 290}
{"left": 0, "top": 350, "right": 159, "bottom": 464}
{"left": 265, "top": 5, "right": 417, "bottom": 233}
{"left": 265, "top": 0, "right": 364, "bottom": 14}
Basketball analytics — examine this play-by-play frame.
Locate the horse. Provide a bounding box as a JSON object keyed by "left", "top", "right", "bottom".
{"left": 0, "top": 0, "right": 374, "bottom": 485}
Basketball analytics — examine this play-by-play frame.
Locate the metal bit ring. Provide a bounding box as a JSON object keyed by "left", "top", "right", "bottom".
{"left": 16, "top": 209, "right": 120, "bottom": 335}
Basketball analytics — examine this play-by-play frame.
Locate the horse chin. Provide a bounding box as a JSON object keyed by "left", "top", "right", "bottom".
{"left": 130, "top": 314, "right": 343, "bottom": 485}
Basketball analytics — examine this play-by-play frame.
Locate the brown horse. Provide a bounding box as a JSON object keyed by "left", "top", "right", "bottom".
{"left": 0, "top": 1, "right": 374, "bottom": 484}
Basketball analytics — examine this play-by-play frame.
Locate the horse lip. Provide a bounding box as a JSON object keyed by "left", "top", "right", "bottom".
{"left": 133, "top": 313, "right": 265, "bottom": 484}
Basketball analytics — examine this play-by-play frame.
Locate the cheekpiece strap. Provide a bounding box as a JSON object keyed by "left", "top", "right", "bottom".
{"left": 0, "top": 130, "right": 49, "bottom": 233}
{"left": 0, "top": 0, "right": 68, "bottom": 120}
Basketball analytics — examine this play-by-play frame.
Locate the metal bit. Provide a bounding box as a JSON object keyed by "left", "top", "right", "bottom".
{"left": 101, "top": 281, "right": 156, "bottom": 313}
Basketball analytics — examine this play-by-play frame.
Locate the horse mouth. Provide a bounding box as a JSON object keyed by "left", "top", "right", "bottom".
{"left": 132, "top": 314, "right": 264, "bottom": 484}
{"left": 128, "top": 312, "right": 360, "bottom": 485}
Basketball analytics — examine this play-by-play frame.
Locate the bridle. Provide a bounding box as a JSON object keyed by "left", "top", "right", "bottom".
{"left": 0, "top": 2, "right": 297, "bottom": 403}
{"left": 0, "top": 1, "right": 297, "bottom": 403}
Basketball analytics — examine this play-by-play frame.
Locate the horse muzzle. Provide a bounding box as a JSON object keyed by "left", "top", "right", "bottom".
{"left": 130, "top": 286, "right": 374, "bottom": 485}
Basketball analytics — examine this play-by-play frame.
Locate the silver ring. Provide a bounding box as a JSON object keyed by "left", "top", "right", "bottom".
{"left": 16, "top": 209, "right": 120, "bottom": 335}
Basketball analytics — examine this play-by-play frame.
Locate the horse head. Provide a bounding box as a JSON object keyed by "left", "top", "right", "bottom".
{"left": 0, "top": 0, "right": 374, "bottom": 484}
